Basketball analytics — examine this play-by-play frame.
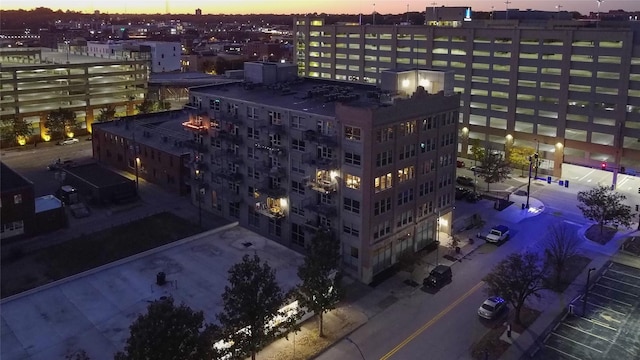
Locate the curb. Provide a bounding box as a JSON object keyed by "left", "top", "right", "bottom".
{"left": 309, "top": 313, "right": 369, "bottom": 360}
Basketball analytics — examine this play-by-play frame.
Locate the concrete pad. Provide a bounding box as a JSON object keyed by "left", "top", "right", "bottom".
{"left": 1, "top": 225, "right": 305, "bottom": 360}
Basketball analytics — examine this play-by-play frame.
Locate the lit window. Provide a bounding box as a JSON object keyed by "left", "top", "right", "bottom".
{"left": 344, "top": 126, "right": 361, "bottom": 141}
{"left": 345, "top": 174, "right": 361, "bottom": 189}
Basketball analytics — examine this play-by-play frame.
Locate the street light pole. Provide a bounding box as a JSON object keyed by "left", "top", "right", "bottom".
{"left": 436, "top": 210, "right": 440, "bottom": 266}
{"left": 583, "top": 267, "right": 596, "bottom": 316}
{"left": 525, "top": 155, "right": 533, "bottom": 209}
{"left": 346, "top": 337, "right": 366, "bottom": 360}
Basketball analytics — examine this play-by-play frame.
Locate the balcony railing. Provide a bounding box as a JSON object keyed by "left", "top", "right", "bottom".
{"left": 304, "top": 202, "right": 337, "bottom": 217}
{"left": 255, "top": 142, "right": 287, "bottom": 157}
{"left": 306, "top": 178, "right": 337, "bottom": 193}
{"left": 259, "top": 122, "right": 287, "bottom": 135}
{"left": 216, "top": 130, "right": 243, "bottom": 145}
{"left": 303, "top": 129, "right": 337, "bottom": 146}
{"left": 304, "top": 155, "right": 337, "bottom": 170}
{"left": 213, "top": 170, "right": 243, "bottom": 182}
{"left": 303, "top": 218, "right": 333, "bottom": 233}
{"left": 214, "top": 148, "right": 244, "bottom": 165}
{"left": 215, "top": 111, "right": 243, "bottom": 126}
{"left": 257, "top": 161, "right": 287, "bottom": 178}
{"left": 255, "top": 201, "right": 286, "bottom": 219}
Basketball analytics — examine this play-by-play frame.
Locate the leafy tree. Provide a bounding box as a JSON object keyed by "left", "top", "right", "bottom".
{"left": 96, "top": 105, "right": 117, "bottom": 122}
{"left": 483, "top": 252, "right": 547, "bottom": 324}
{"left": 0, "top": 117, "right": 32, "bottom": 145}
{"left": 508, "top": 145, "right": 535, "bottom": 177}
{"left": 543, "top": 224, "right": 583, "bottom": 289}
{"left": 217, "top": 254, "right": 292, "bottom": 360}
{"left": 469, "top": 138, "right": 485, "bottom": 167}
{"left": 114, "top": 297, "right": 221, "bottom": 360}
{"left": 45, "top": 107, "right": 77, "bottom": 140}
{"left": 476, "top": 150, "right": 511, "bottom": 191}
{"left": 296, "top": 230, "right": 343, "bottom": 337}
{"left": 577, "top": 185, "right": 634, "bottom": 234}
{"left": 136, "top": 97, "right": 154, "bottom": 114}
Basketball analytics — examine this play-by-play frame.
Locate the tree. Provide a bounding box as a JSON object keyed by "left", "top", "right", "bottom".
{"left": 114, "top": 297, "right": 221, "bottom": 360}
{"left": 0, "top": 117, "right": 33, "bottom": 145}
{"left": 477, "top": 150, "right": 511, "bottom": 191}
{"left": 96, "top": 105, "right": 117, "bottom": 122}
{"left": 217, "top": 254, "right": 291, "bottom": 360}
{"left": 296, "top": 230, "right": 344, "bottom": 337}
{"left": 45, "top": 107, "right": 77, "bottom": 140}
{"left": 483, "top": 252, "right": 547, "bottom": 324}
{"left": 577, "top": 185, "right": 634, "bottom": 234}
{"left": 543, "top": 224, "right": 583, "bottom": 289}
{"left": 508, "top": 145, "right": 535, "bottom": 177}
{"left": 469, "top": 138, "right": 485, "bottom": 167}
{"left": 136, "top": 97, "right": 154, "bottom": 114}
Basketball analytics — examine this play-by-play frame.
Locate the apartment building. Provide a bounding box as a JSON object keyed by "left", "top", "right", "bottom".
{"left": 0, "top": 48, "right": 148, "bottom": 143}
{"left": 92, "top": 111, "right": 193, "bottom": 195}
{"left": 87, "top": 40, "right": 181, "bottom": 73}
{"left": 293, "top": 13, "right": 640, "bottom": 181}
{"left": 184, "top": 63, "right": 460, "bottom": 283}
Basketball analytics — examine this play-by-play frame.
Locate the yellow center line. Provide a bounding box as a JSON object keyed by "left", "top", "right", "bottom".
{"left": 380, "top": 281, "right": 485, "bottom": 360}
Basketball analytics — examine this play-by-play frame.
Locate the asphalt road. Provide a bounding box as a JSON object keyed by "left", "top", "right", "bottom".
{"left": 1, "top": 138, "right": 93, "bottom": 197}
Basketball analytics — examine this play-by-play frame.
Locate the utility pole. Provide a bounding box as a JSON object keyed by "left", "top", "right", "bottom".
{"left": 526, "top": 155, "right": 533, "bottom": 209}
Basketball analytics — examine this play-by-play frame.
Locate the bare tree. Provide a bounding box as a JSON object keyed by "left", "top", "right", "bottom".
{"left": 543, "top": 224, "right": 583, "bottom": 289}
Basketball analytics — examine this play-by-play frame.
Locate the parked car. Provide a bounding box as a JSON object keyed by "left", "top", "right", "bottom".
{"left": 470, "top": 166, "right": 486, "bottom": 174}
{"left": 465, "top": 192, "right": 482, "bottom": 203}
{"left": 486, "top": 225, "right": 510, "bottom": 244}
{"left": 423, "top": 265, "right": 452, "bottom": 289}
{"left": 478, "top": 296, "right": 507, "bottom": 319}
{"left": 58, "top": 138, "right": 79, "bottom": 145}
{"left": 456, "top": 176, "right": 475, "bottom": 187}
{"left": 456, "top": 160, "right": 466, "bottom": 168}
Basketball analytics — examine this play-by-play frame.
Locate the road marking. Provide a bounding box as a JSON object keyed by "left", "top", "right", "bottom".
{"left": 545, "top": 345, "right": 583, "bottom": 360}
{"left": 561, "top": 323, "right": 615, "bottom": 341}
{"left": 587, "top": 301, "right": 626, "bottom": 316}
{"left": 602, "top": 275, "right": 640, "bottom": 291}
{"left": 379, "top": 281, "right": 484, "bottom": 360}
{"left": 551, "top": 332, "right": 604, "bottom": 353}
{"left": 593, "top": 284, "right": 639, "bottom": 298}
{"left": 579, "top": 169, "right": 595, "bottom": 182}
{"left": 589, "top": 292, "right": 633, "bottom": 307}
{"left": 581, "top": 316, "right": 618, "bottom": 331}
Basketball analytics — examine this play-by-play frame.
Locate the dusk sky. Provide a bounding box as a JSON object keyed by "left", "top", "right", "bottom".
{"left": 2, "top": 0, "right": 640, "bottom": 15}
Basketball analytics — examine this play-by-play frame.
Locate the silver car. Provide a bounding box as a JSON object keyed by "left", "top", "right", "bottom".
{"left": 478, "top": 296, "right": 507, "bottom": 319}
{"left": 59, "top": 138, "right": 79, "bottom": 145}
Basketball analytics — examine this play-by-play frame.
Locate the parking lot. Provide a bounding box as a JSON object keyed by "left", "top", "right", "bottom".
{"left": 533, "top": 261, "right": 640, "bottom": 360}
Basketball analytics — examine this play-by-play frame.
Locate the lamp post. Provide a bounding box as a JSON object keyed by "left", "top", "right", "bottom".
{"left": 583, "top": 267, "right": 596, "bottom": 316}
{"left": 346, "top": 337, "right": 366, "bottom": 360}
{"left": 134, "top": 157, "right": 140, "bottom": 191}
{"left": 525, "top": 155, "right": 533, "bottom": 209}
{"left": 436, "top": 210, "right": 440, "bottom": 265}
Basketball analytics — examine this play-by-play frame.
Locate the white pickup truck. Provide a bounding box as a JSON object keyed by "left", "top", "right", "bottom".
{"left": 486, "top": 225, "right": 510, "bottom": 244}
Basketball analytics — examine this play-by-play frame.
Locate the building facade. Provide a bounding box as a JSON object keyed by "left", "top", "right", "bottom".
{"left": 184, "top": 65, "right": 459, "bottom": 283}
{"left": 87, "top": 40, "right": 181, "bottom": 73}
{"left": 92, "top": 111, "right": 193, "bottom": 196}
{"left": 293, "top": 15, "right": 640, "bottom": 180}
{"left": 0, "top": 162, "right": 35, "bottom": 241}
{"left": 0, "top": 48, "right": 148, "bottom": 144}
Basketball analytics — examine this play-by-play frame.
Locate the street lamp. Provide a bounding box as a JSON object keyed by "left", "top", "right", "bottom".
{"left": 134, "top": 157, "right": 140, "bottom": 191}
{"left": 525, "top": 155, "right": 533, "bottom": 209}
{"left": 346, "top": 337, "right": 366, "bottom": 360}
{"left": 583, "top": 267, "right": 596, "bottom": 316}
{"left": 436, "top": 210, "right": 441, "bottom": 266}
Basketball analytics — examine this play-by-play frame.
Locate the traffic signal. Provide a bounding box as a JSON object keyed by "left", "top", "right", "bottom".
{"left": 601, "top": 162, "right": 606, "bottom": 170}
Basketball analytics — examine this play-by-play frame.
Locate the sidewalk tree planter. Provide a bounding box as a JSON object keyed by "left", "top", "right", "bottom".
{"left": 577, "top": 185, "right": 633, "bottom": 234}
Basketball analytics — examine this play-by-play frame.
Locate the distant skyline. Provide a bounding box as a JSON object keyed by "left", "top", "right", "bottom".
{"left": 2, "top": 0, "right": 640, "bottom": 15}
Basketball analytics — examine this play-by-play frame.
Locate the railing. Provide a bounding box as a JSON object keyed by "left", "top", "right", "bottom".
{"left": 306, "top": 178, "right": 337, "bottom": 193}
{"left": 303, "top": 129, "right": 337, "bottom": 146}
{"left": 255, "top": 202, "right": 286, "bottom": 219}
{"left": 217, "top": 130, "right": 243, "bottom": 145}
{"left": 254, "top": 142, "right": 287, "bottom": 157}
{"left": 304, "top": 202, "right": 337, "bottom": 217}
{"left": 304, "top": 156, "right": 337, "bottom": 170}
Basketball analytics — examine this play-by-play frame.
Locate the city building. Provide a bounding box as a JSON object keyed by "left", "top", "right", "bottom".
{"left": 0, "top": 162, "right": 35, "bottom": 241}
{"left": 92, "top": 111, "right": 194, "bottom": 196}
{"left": 183, "top": 62, "right": 459, "bottom": 283}
{"left": 0, "top": 47, "right": 148, "bottom": 143}
{"left": 293, "top": 12, "right": 640, "bottom": 181}
{"left": 86, "top": 40, "right": 181, "bottom": 73}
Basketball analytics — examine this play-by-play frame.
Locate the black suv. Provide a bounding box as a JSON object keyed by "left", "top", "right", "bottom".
{"left": 424, "top": 265, "right": 453, "bottom": 288}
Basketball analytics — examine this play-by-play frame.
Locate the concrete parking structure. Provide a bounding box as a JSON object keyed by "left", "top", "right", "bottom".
{"left": 533, "top": 261, "right": 640, "bottom": 360}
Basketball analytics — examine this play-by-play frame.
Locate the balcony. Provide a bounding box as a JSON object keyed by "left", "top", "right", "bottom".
{"left": 259, "top": 122, "right": 287, "bottom": 135}
{"left": 303, "top": 218, "right": 334, "bottom": 233}
{"left": 254, "top": 142, "right": 287, "bottom": 157}
{"left": 184, "top": 140, "right": 209, "bottom": 153}
{"left": 213, "top": 170, "right": 243, "bottom": 183}
{"left": 304, "top": 155, "right": 337, "bottom": 170}
{"left": 304, "top": 202, "right": 337, "bottom": 217}
{"left": 216, "top": 130, "right": 243, "bottom": 145}
{"left": 215, "top": 111, "right": 243, "bottom": 126}
{"left": 212, "top": 186, "right": 243, "bottom": 203}
{"left": 303, "top": 129, "right": 337, "bottom": 146}
{"left": 255, "top": 199, "right": 286, "bottom": 219}
{"left": 257, "top": 161, "right": 287, "bottom": 178}
{"left": 306, "top": 177, "right": 337, "bottom": 193}
{"left": 214, "top": 148, "right": 244, "bottom": 165}
{"left": 182, "top": 120, "right": 207, "bottom": 133}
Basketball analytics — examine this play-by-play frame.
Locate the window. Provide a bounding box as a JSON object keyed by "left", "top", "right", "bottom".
{"left": 399, "top": 144, "right": 416, "bottom": 160}
{"left": 397, "top": 166, "right": 415, "bottom": 183}
{"left": 291, "top": 204, "right": 305, "bottom": 217}
{"left": 343, "top": 223, "right": 360, "bottom": 237}
{"left": 247, "top": 147, "right": 259, "bottom": 160}
{"left": 247, "top": 106, "right": 258, "bottom": 119}
{"left": 248, "top": 127, "right": 260, "bottom": 140}
{"left": 376, "top": 150, "right": 393, "bottom": 167}
{"left": 419, "top": 180, "right": 434, "bottom": 196}
{"left": 292, "top": 138, "right": 306, "bottom": 152}
{"left": 13, "top": 194, "right": 22, "bottom": 204}
{"left": 373, "top": 220, "right": 391, "bottom": 240}
{"left": 268, "top": 218, "right": 282, "bottom": 237}
{"left": 345, "top": 174, "right": 361, "bottom": 189}
{"left": 376, "top": 127, "right": 394, "bottom": 143}
{"left": 343, "top": 197, "right": 361, "bottom": 214}
{"left": 345, "top": 151, "right": 361, "bottom": 166}
{"left": 399, "top": 121, "right": 416, "bottom": 136}
{"left": 374, "top": 197, "right": 392, "bottom": 216}
{"left": 229, "top": 202, "right": 240, "bottom": 218}
{"left": 374, "top": 173, "right": 393, "bottom": 193}
{"left": 344, "top": 126, "right": 361, "bottom": 141}
{"left": 209, "top": 99, "right": 221, "bottom": 111}
{"left": 291, "top": 223, "right": 305, "bottom": 246}
{"left": 421, "top": 139, "right": 436, "bottom": 153}
{"left": 422, "top": 117, "right": 436, "bottom": 130}
{"left": 291, "top": 115, "right": 303, "bottom": 129}
{"left": 397, "top": 189, "right": 414, "bottom": 206}
{"left": 396, "top": 210, "right": 414, "bottom": 228}
{"left": 268, "top": 111, "right": 283, "bottom": 125}
{"left": 291, "top": 180, "right": 306, "bottom": 195}
{"left": 248, "top": 208, "right": 260, "bottom": 227}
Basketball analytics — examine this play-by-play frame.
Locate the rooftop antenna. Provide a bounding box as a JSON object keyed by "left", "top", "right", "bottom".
{"left": 431, "top": 2, "right": 437, "bottom": 15}
{"left": 556, "top": 5, "right": 563, "bottom": 11}
{"left": 505, "top": 0, "right": 512, "bottom": 20}
{"left": 406, "top": 4, "right": 410, "bottom": 23}
{"left": 373, "top": 3, "right": 376, "bottom": 25}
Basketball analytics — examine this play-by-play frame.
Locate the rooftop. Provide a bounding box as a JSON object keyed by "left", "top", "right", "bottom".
{"left": 64, "top": 163, "right": 134, "bottom": 189}
{"left": 0, "top": 162, "right": 33, "bottom": 193}
{"left": 0, "top": 47, "right": 147, "bottom": 68}
{"left": 0, "top": 225, "right": 305, "bottom": 360}
{"left": 93, "top": 110, "right": 194, "bottom": 157}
